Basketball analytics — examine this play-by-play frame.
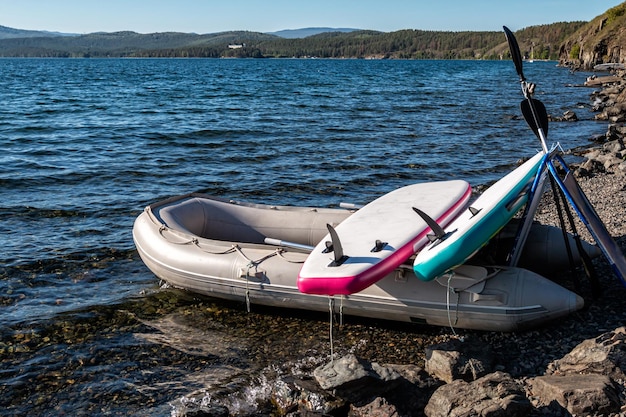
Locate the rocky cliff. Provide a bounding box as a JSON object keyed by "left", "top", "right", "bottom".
{"left": 560, "top": 2, "right": 626, "bottom": 69}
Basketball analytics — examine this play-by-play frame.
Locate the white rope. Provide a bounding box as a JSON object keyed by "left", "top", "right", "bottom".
{"left": 328, "top": 296, "right": 335, "bottom": 364}
{"left": 232, "top": 247, "right": 281, "bottom": 313}
{"left": 244, "top": 263, "right": 251, "bottom": 313}
{"left": 339, "top": 296, "right": 344, "bottom": 327}
{"left": 446, "top": 272, "right": 460, "bottom": 337}
{"left": 275, "top": 250, "right": 307, "bottom": 264}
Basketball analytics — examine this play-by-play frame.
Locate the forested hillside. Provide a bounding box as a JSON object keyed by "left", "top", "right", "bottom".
{"left": 0, "top": 21, "right": 596, "bottom": 60}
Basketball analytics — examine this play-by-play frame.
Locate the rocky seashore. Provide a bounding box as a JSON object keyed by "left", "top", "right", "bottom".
{"left": 181, "top": 72, "right": 626, "bottom": 417}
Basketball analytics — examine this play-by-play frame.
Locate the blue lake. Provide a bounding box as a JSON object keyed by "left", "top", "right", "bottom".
{"left": 0, "top": 58, "right": 604, "bottom": 415}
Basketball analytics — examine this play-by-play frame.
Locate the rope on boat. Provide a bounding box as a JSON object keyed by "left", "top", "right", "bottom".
{"left": 233, "top": 245, "right": 282, "bottom": 265}
{"left": 275, "top": 250, "right": 307, "bottom": 264}
{"left": 159, "top": 226, "right": 241, "bottom": 254}
{"left": 245, "top": 273, "right": 251, "bottom": 313}
{"left": 158, "top": 226, "right": 199, "bottom": 245}
{"left": 157, "top": 226, "right": 307, "bottom": 311}
{"left": 339, "top": 296, "right": 344, "bottom": 327}
{"left": 446, "top": 273, "right": 460, "bottom": 337}
{"left": 329, "top": 296, "right": 335, "bottom": 364}
{"left": 232, "top": 245, "right": 286, "bottom": 313}
{"left": 437, "top": 267, "right": 502, "bottom": 338}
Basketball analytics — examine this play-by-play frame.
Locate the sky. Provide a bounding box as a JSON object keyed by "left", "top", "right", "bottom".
{"left": 1, "top": 0, "right": 624, "bottom": 35}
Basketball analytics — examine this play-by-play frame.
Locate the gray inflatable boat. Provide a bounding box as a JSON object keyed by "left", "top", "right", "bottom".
{"left": 133, "top": 193, "right": 586, "bottom": 331}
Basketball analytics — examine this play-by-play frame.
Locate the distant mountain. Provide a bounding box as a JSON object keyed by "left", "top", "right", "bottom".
{"left": 267, "top": 27, "right": 361, "bottom": 39}
{"left": 0, "top": 22, "right": 604, "bottom": 61}
{"left": 0, "top": 25, "right": 76, "bottom": 39}
{"left": 0, "top": 30, "right": 278, "bottom": 58}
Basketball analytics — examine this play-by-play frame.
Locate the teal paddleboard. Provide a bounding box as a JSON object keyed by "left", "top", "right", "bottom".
{"left": 413, "top": 151, "right": 545, "bottom": 281}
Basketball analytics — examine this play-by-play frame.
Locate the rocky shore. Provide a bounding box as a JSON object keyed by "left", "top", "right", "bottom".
{"left": 182, "top": 72, "right": 626, "bottom": 417}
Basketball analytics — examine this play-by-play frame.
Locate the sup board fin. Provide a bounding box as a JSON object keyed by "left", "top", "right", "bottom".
{"left": 468, "top": 206, "right": 481, "bottom": 217}
{"left": 413, "top": 207, "right": 450, "bottom": 243}
{"left": 324, "top": 223, "right": 349, "bottom": 267}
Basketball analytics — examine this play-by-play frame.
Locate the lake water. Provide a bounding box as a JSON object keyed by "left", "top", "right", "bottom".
{"left": 0, "top": 58, "right": 605, "bottom": 415}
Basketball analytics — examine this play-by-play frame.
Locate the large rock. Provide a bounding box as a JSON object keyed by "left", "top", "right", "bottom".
{"left": 527, "top": 327, "right": 626, "bottom": 416}
{"left": 424, "top": 371, "right": 531, "bottom": 417}
{"left": 546, "top": 326, "right": 626, "bottom": 381}
{"left": 348, "top": 396, "right": 399, "bottom": 417}
{"left": 577, "top": 137, "right": 626, "bottom": 176}
{"left": 528, "top": 374, "right": 620, "bottom": 416}
{"left": 271, "top": 376, "right": 347, "bottom": 415}
{"left": 313, "top": 354, "right": 402, "bottom": 404}
{"left": 424, "top": 337, "right": 494, "bottom": 383}
{"left": 379, "top": 364, "right": 443, "bottom": 416}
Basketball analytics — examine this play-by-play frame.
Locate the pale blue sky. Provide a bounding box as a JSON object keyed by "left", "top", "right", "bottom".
{"left": 1, "top": 0, "right": 623, "bottom": 34}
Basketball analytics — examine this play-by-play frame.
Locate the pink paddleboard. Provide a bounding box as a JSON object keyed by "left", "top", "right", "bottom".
{"left": 297, "top": 180, "right": 472, "bottom": 295}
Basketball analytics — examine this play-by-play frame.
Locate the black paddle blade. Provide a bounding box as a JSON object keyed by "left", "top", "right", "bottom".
{"left": 520, "top": 98, "right": 549, "bottom": 139}
{"left": 503, "top": 26, "right": 525, "bottom": 82}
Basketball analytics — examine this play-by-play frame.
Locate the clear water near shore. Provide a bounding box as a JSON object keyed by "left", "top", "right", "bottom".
{"left": 0, "top": 58, "right": 607, "bottom": 415}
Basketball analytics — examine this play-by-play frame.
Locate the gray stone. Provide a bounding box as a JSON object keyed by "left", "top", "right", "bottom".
{"left": 603, "top": 138, "right": 625, "bottom": 153}
{"left": 348, "top": 396, "right": 399, "bottom": 417}
{"left": 425, "top": 337, "right": 494, "bottom": 383}
{"left": 382, "top": 364, "right": 443, "bottom": 415}
{"left": 387, "top": 363, "right": 438, "bottom": 388}
{"left": 563, "top": 110, "right": 578, "bottom": 121}
{"left": 547, "top": 326, "right": 626, "bottom": 381}
{"left": 424, "top": 371, "right": 531, "bottom": 417}
{"left": 272, "top": 376, "right": 347, "bottom": 415}
{"left": 313, "top": 354, "right": 402, "bottom": 403}
{"left": 529, "top": 374, "right": 620, "bottom": 416}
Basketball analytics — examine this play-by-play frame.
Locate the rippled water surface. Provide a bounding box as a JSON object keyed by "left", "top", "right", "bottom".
{"left": 0, "top": 58, "right": 604, "bottom": 415}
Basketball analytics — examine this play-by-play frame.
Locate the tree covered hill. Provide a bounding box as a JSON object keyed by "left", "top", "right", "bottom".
{"left": 0, "top": 18, "right": 603, "bottom": 61}
{"left": 0, "top": 24, "right": 74, "bottom": 40}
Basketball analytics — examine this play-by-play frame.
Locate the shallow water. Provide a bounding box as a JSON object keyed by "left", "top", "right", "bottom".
{"left": 0, "top": 58, "right": 605, "bottom": 415}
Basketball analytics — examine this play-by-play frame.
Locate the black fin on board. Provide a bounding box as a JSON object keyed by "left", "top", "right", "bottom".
{"left": 326, "top": 223, "right": 349, "bottom": 267}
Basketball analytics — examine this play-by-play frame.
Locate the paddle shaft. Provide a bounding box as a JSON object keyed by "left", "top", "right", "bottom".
{"left": 264, "top": 238, "right": 314, "bottom": 252}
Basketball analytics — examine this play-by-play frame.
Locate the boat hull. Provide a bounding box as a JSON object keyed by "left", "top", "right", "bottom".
{"left": 133, "top": 193, "right": 584, "bottom": 332}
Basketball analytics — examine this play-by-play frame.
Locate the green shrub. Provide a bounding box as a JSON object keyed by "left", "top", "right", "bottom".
{"left": 606, "top": 4, "right": 626, "bottom": 23}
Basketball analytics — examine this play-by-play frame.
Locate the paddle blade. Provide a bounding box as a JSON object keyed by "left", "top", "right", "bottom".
{"left": 520, "top": 98, "right": 549, "bottom": 139}
{"left": 503, "top": 26, "right": 525, "bottom": 82}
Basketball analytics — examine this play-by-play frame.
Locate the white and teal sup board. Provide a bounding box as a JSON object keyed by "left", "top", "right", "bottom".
{"left": 297, "top": 180, "right": 472, "bottom": 295}
{"left": 413, "top": 151, "right": 545, "bottom": 281}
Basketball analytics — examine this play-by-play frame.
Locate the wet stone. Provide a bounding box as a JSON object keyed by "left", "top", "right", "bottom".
{"left": 529, "top": 374, "right": 621, "bottom": 416}
{"left": 424, "top": 371, "right": 531, "bottom": 417}
{"left": 313, "top": 354, "right": 402, "bottom": 404}
{"left": 424, "top": 336, "right": 494, "bottom": 383}
{"left": 546, "top": 326, "right": 626, "bottom": 381}
{"left": 271, "top": 376, "right": 347, "bottom": 416}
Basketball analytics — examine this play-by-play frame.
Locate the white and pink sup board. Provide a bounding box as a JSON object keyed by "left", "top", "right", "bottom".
{"left": 297, "top": 180, "right": 472, "bottom": 295}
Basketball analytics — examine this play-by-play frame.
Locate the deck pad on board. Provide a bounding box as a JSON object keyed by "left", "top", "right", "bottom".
{"left": 297, "top": 180, "right": 472, "bottom": 295}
